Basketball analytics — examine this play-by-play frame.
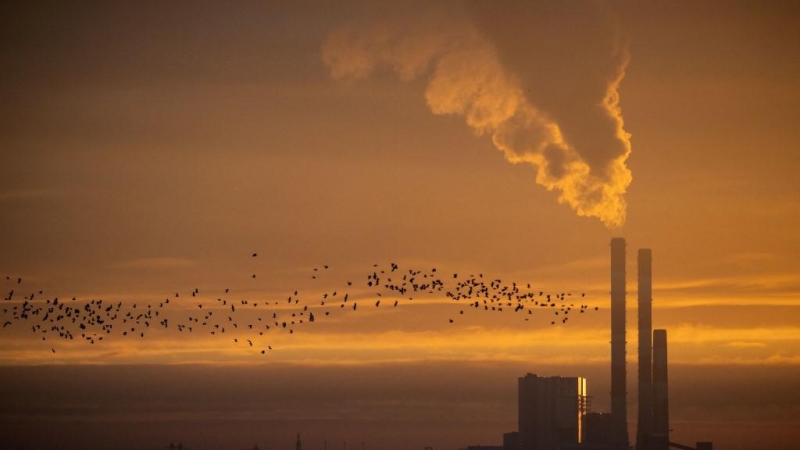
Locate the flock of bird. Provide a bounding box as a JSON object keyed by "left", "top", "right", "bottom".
{"left": 0, "top": 254, "right": 598, "bottom": 356}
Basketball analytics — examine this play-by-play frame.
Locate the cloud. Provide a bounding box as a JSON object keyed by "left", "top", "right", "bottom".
{"left": 322, "top": 2, "right": 632, "bottom": 227}
{"left": 109, "top": 257, "right": 197, "bottom": 271}
{"left": 688, "top": 353, "right": 800, "bottom": 366}
{"left": 725, "top": 341, "right": 768, "bottom": 348}
{"left": 651, "top": 273, "right": 800, "bottom": 307}
{"left": 0, "top": 325, "right": 611, "bottom": 366}
{"left": 668, "top": 325, "right": 800, "bottom": 344}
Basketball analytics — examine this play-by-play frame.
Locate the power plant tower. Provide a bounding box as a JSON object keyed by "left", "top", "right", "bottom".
{"left": 609, "top": 238, "right": 629, "bottom": 449}
{"left": 652, "top": 329, "right": 670, "bottom": 450}
{"left": 510, "top": 241, "right": 707, "bottom": 450}
{"left": 636, "top": 249, "right": 654, "bottom": 450}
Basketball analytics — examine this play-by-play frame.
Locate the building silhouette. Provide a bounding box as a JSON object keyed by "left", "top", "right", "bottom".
{"left": 504, "top": 431, "right": 520, "bottom": 450}
{"left": 582, "top": 412, "right": 613, "bottom": 448}
{"left": 518, "top": 374, "right": 587, "bottom": 450}
{"left": 479, "top": 239, "right": 712, "bottom": 450}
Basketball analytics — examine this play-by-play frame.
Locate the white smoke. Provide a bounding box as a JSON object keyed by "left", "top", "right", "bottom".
{"left": 322, "top": 3, "right": 632, "bottom": 228}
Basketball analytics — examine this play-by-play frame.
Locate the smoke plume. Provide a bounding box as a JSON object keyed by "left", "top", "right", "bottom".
{"left": 322, "top": 2, "right": 632, "bottom": 228}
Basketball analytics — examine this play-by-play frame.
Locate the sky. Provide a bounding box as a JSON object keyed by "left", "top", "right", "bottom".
{"left": 1, "top": 1, "right": 799, "bottom": 449}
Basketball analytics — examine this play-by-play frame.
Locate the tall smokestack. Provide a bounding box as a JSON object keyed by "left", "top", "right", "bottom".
{"left": 652, "top": 329, "right": 669, "bottom": 450}
{"left": 636, "top": 249, "right": 653, "bottom": 450}
{"left": 610, "top": 238, "right": 629, "bottom": 449}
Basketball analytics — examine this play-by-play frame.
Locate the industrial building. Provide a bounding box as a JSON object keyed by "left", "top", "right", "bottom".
{"left": 517, "top": 374, "right": 588, "bottom": 450}
{"left": 499, "top": 239, "right": 712, "bottom": 450}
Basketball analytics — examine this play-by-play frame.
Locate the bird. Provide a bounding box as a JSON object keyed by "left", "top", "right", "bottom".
{"left": 0, "top": 258, "right": 598, "bottom": 359}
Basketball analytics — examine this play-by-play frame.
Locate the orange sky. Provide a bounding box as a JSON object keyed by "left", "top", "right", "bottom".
{"left": 1, "top": 1, "right": 799, "bottom": 449}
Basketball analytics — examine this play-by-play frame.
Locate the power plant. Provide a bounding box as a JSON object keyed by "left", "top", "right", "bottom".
{"left": 477, "top": 239, "right": 713, "bottom": 450}
{"left": 633, "top": 249, "right": 679, "bottom": 450}
{"left": 605, "top": 239, "right": 710, "bottom": 450}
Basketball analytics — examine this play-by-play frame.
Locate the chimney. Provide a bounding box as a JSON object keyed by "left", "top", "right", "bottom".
{"left": 652, "top": 329, "right": 669, "bottom": 450}
{"left": 609, "top": 238, "right": 629, "bottom": 449}
{"left": 636, "top": 249, "right": 653, "bottom": 450}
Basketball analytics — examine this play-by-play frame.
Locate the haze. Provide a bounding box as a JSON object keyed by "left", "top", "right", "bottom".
{"left": 1, "top": 2, "right": 799, "bottom": 449}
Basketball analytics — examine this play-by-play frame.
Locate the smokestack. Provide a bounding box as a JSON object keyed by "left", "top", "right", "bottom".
{"left": 636, "top": 249, "right": 653, "bottom": 450}
{"left": 609, "top": 238, "right": 629, "bottom": 449}
{"left": 653, "top": 329, "right": 669, "bottom": 450}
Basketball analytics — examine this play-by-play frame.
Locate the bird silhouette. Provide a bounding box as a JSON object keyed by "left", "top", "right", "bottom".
{"left": 0, "top": 258, "right": 596, "bottom": 358}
